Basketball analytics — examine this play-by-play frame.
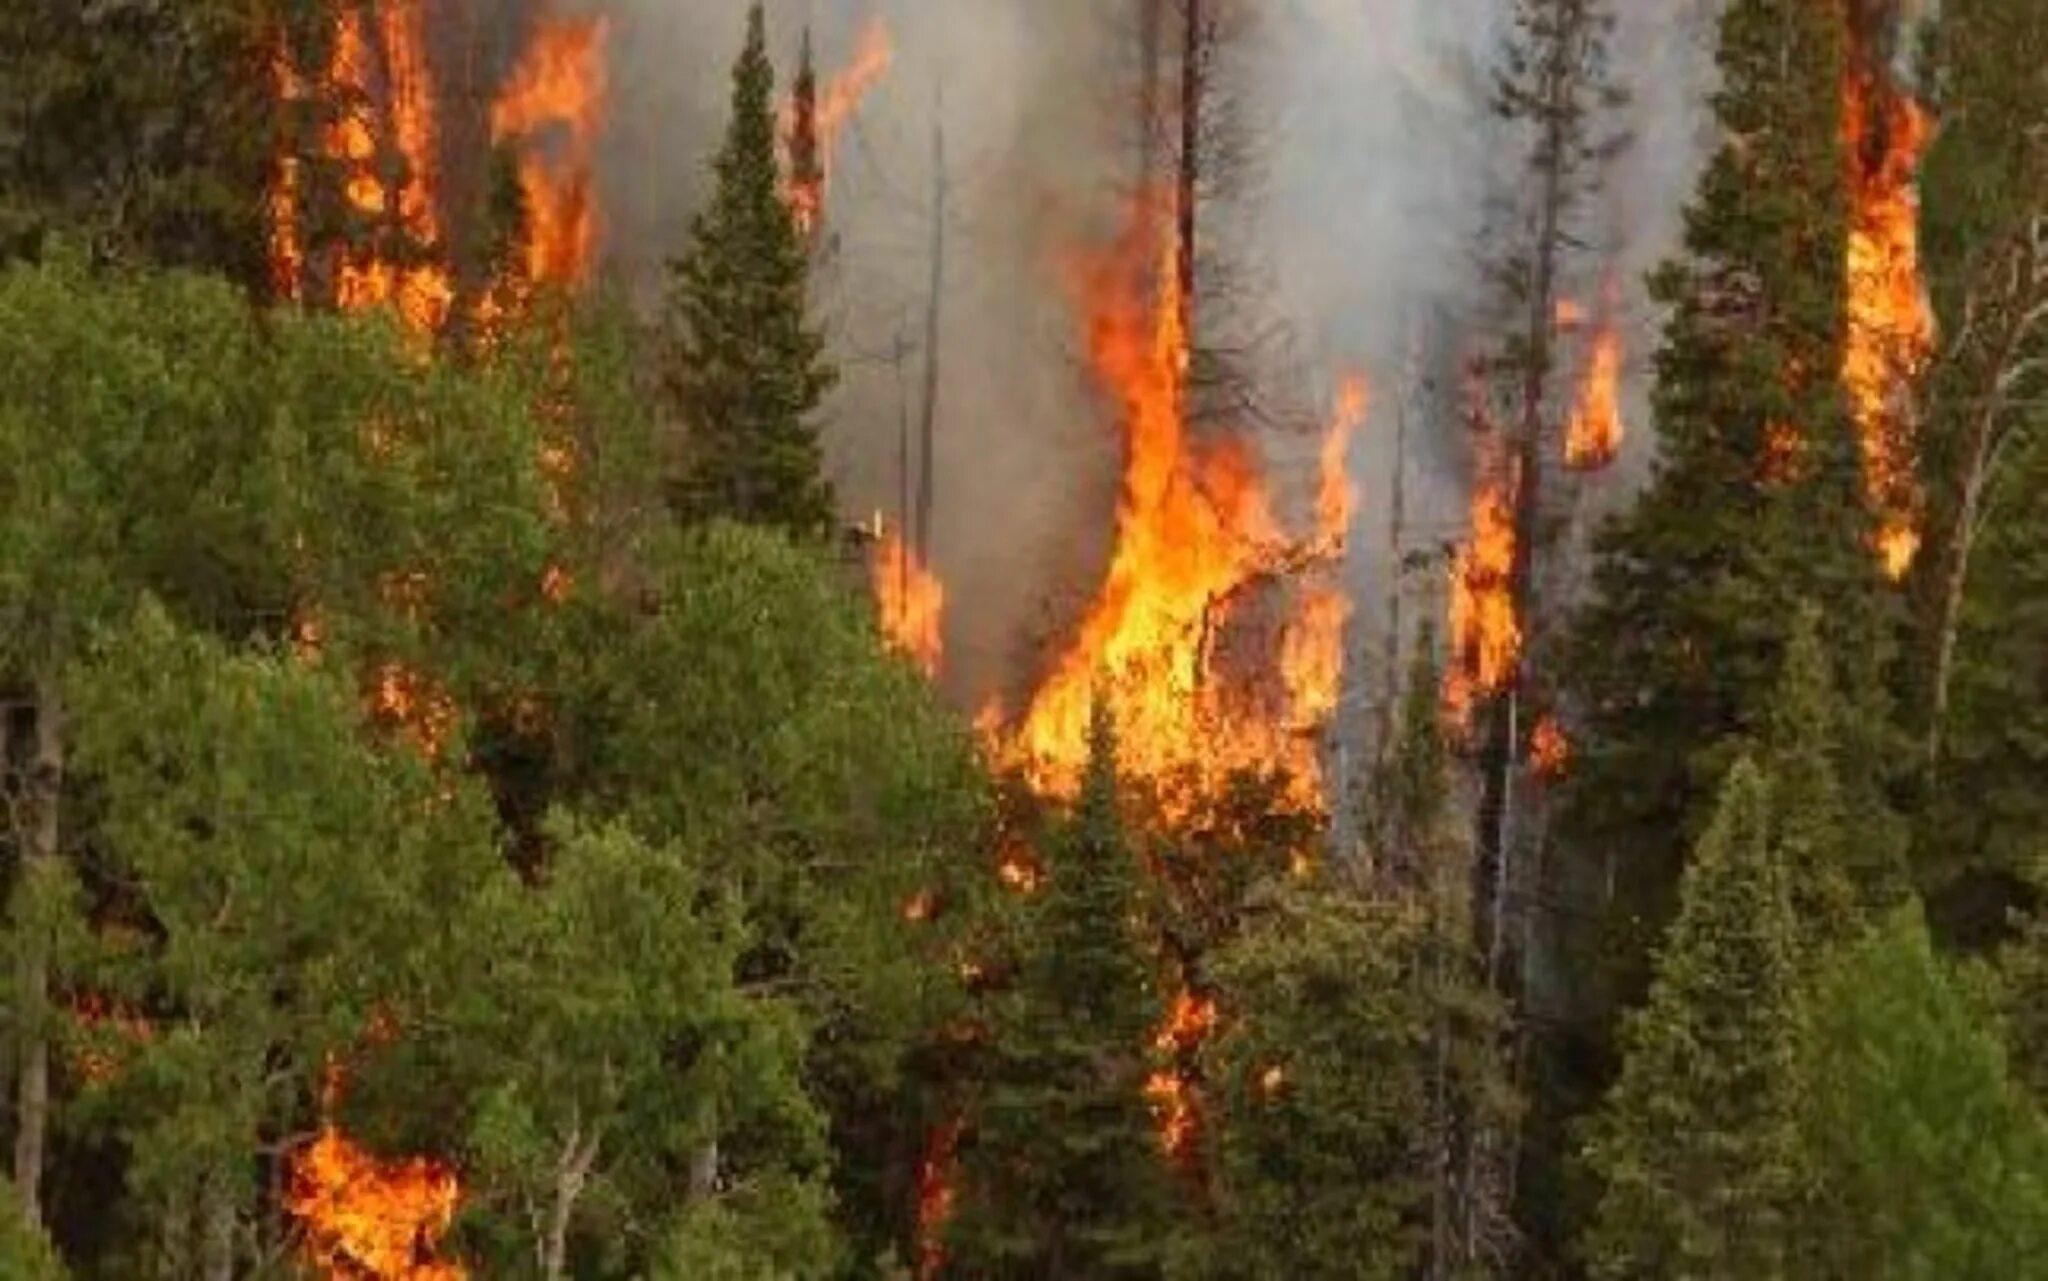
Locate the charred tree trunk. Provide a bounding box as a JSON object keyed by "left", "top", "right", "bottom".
{"left": 1175, "top": 0, "right": 1207, "bottom": 342}
{"left": 914, "top": 103, "right": 947, "bottom": 564}
{"left": 10, "top": 676, "right": 63, "bottom": 1231}
{"left": 1927, "top": 219, "right": 2048, "bottom": 772}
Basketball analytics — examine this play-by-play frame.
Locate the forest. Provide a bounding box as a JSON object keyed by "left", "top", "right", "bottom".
{"left": 1, "top": 0, "right": 2046, "bottom": 1277}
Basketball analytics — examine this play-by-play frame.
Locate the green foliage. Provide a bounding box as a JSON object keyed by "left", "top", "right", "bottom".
{"left": 1559, "top": 0, "right": 1898, "bottom": 1001}
{"left": 0, "top": 0, "right": 287, "bottom": 285}
{"left": 423, "top": 817, "right": 833, "bottom": 1277}
{"left": 1802, "top": 907, "right": 2048, "bottom": 1279}
{"left": 63, "top": 600, "right": 506, "bottom": 1276}
{"left": 0, "top": 1181, "right": 65, "bottom": 1280}
{"left": 1582, "top": 760, "right": 1805, "bottom": 1279}
{"left": 662, "top": 2, "right": 837, "bottom": 537}
{"left": 650, "top": 1173, "right": 842, "bottom": 1281}
{"left": 949, "top": 709, "right": 1181, "bottom": 1279}
{"left": 1195, "top": 879, "right": 1429, "bottom": 1281}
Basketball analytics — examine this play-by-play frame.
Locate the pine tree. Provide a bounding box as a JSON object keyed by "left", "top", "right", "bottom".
{"left": 948, "top": 705, "right": 1180, "bottom": 1279}
{"left": 662, "top": 3, "right": 837, "bottom": 538}
{"left": 1760, "top": 605, "right": 1895, "bottom": 943}
{"left": 1558, "top": 0, "right": 1897, "bottom": 1001}
{"left": 1582, "top": 760, "right": 1805, "bottom": 1279}
{"left": 1196, "top": 879, "right": 1430, "bottom": 1281}
{"left": 1804, "top": 907, "right": 2048, "bottom": 1278}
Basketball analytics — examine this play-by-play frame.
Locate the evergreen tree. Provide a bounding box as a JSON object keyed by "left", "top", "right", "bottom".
{"left": 1582, "top": 760, "right": 1805, "bottom": 1279}
{"left": 0, "top": 1182, "right": 63, "bottom": 1280}
{"left": 948, "top": 706, "right": 1179, "bottom": 1279}
{"left": 1803, "top": 907, "right": 2048, "bottom": 1278}
{"left": 1195, "top": 879, "right": 1430, "bottom": 1281}
{"left": 1760, "top": 605, "right": 1889, "bottom": 942}
{"left": 1559, "top": 0, "right": 1898, "bottom": 1001}
{"left": 663, "top": 3, "right": 837, "bottom": 538}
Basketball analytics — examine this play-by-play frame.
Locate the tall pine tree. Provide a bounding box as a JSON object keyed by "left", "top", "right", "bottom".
{"left": 1581, "top": 759, "right": 1805, "bottom": 1279}
{"left": 947, "top": 706, "right": 1180, "bottom": 1279}
{"left": 1558, "top": 0, "right": 1898, "bottom": 1004}
{"left": 662, "top": 2, "right": 837, "bottom": 538}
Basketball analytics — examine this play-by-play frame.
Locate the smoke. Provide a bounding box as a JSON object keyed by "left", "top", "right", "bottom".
{"left": 561, "top": 0, "right": 1723, "bottom": 714}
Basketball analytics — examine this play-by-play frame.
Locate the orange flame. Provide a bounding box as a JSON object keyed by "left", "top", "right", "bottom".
{"left": 1444, "top": 437, "right": 1520, "bottom": 730}
{"left": 1001, "top": 194, "right": 1356, "bottom": 816}
{"left": 1842, "top": 65, "right": 1936, "bottom": 579}
{"left": 289, "top": 1130, "right": 463, "bottom": 1280}
{"left": 491, "top": 14, "right": 609, "bottom": 290}
{"left": 1565, "top": 324, "right": 1626, "bottom": 470}
{"left": 1530, "top": 715, "right": 1570, "bottom": 779}
{"left": 288, "top": 1058, "right": 463, "bottom": 1281}
{"left": 871, "top": 521, "right": 946, "bottom": 679}
{"left": 783, "top": 19, "right": 894, "bottom": 235}
{"left": 913, "top": 1118, "right": 963, "bottom": 1281}
{"left": 268, "top": 4, "right": 451, "bottom": 334}
{"left": 1144, "top": 993, "right": 1216, "bottom": 1160}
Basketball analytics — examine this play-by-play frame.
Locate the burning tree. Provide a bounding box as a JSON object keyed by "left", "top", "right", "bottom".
{"left": 662, "top": 2, "right": 838, "bottom": 538}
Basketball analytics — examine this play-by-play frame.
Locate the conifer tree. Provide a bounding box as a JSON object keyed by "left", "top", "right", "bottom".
{"left": 1804, "top": 907, "right": 2048, "bottom": 1278}
{"left": 1196, "top": 879, "right": 1430, "bottom": 1281}
{"left": 662, "top": 3, "right": 837, "bottom": 538}
{"left": 1582, "top": 760, "right": 1805, "bottom": 1279}
{"left": 948, "top": 705, "right": 1179, "bottom": 1279}
{"left": 1559, "top": 0, "right": 1897, "bottom": 998}
{"left": 1760, "top": 605, "right": 1894, "bottom": 943}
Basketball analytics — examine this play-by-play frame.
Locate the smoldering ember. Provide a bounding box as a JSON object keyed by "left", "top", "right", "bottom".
{"left": 0, "top": 1, "right": 2044, "bottom": 1278}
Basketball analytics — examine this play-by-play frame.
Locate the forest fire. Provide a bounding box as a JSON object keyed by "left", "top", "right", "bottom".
{"left": 784, "top": 19, "right": 895, "bottom": 235}
{"left": 913, "top": 1118, "right": 963, "bottom": 1281}
{"left": 1001, "top": 194, "right": 1358, "bottom": 817}
{"left": 1146, "top": 992, "right": 1217, "bottom": 1160}
{"left": 1842, "top": 63, "right": 1936, "bottom": 580}
{"left": 872, "top": 521, "right": 946, "bottom": 678}
{"left": 289, "top": 1128, "right": 464, "bottom": 1281}
{"left": 1445, "top": 441, "right": 1521, "bottom": 731}
{"left": 288, "top": 1058, "right": 463, "bottom": 1281}
{"left": 268, "top": 3, "right": 452, "bottom": 334}
{"left": 491, "top": 14, "right": 609, "bottom": 290}
{"left": 1565, "top": 322, "right": 1626, "bottom": 470}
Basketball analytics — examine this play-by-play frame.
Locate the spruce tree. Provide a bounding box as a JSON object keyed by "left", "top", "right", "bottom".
{"left": 948, "top": 705, "right": 1179, "bottom": 1279}
{"left": 1558, "top": 0, "right": 1897, "bottom": 1000}
{"left": 1582, "top": 760, "right": 1805, "bottom": 1279}
{"left": 662, "top": 2, "right": 837, "bottom": 538}
{"left": 1761, "top": 605, "right": 1896, "bottom": 943}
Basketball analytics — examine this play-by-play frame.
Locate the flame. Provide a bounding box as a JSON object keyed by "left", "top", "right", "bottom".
{"left": 1000, "top": 194, "right": 1355, "bottom": 816}
{"left": 268, "top": 3, "right": 452, "bottom": 334}
{"left": 783, "top": 18, "right": 894, "bottom": 235}
{"left": 913, "top": 1118, "right": 962, "bottom": 1281}
{"left": 1565, "top": 324, "right": 1626, "bottom": 470}
{"left": 289, "top": 1131, "right": 463, "bottom": 1280}
{"left": 491, "top": 14, "right": 609, "bottom": 290}
{"left": 1144, "top": 993, "right": 1216, "bottom": 1160}
{"left": 1554, "top": 297, "right": 1588, "bottom": 330}
{"left": 68, "top": 994, "right": 154, "bottom": 1085}
{"left": 1257, "top": 1064, "right": 1286, "bottom": 1097}
{"left": 369, "top": 662, "right": 456, "bottom": 760}
{"left": 1842, "top": 64, "right": 1936, "bottom": 579}
{"left": 1444, "top": 438, "right": 1521, "bottom": 730}
{"left": 871, "top": 522, "right": 946, "bottom": 679}
{"left": 1530, "top": 715, "right": 1570, "bottom": 779}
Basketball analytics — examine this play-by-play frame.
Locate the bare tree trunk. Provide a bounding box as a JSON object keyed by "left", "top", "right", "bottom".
{"left": 11, "top": 676, "right": 64, "bottom": 1231}
{"left": 541, "top": 1128, "right": 600, "bottom": 1281}
{"left": 914, "top": 101, "right": 947, "bottom": 564}
{"left": 1926, "top": 223, "right": 2048, "bottom": 771}
{"left": 687, "top": 1138, "right": 719, "bottom": 1203}
{"left": 200, "top": 1173, "right": 236, "bottom": 1281}
{"left": 1175, "top": 0, "right": 1207, "bottom": 340}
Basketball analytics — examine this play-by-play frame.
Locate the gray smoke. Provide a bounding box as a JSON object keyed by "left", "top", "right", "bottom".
{"left": 572, "top": 0, "right": 1724, "bottom": 713}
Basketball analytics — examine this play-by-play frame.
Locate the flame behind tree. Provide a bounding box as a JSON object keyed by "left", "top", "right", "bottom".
{"left": 269, "top": 2, "right": 452, "bottom": 335}
{"left": 1002, "top": 192, "right": 1360, "bottom": 818}
{"left": 490, "top": 13, "right": 610, "bottom": 291}
{"left": 1841, "top": 58, "right": 1937, "bottom": 580}
{"left": 872, "top": 519, "right": 946, "bottom": 678}
{"left": 1566, "top": 281, "right": 1627, "bottom": 471}
{"left": 781, "top": 18, "right": 893, "bottom": 236}
{"left": 1445, "top": 436, "right": 1522, "bottom": 732}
